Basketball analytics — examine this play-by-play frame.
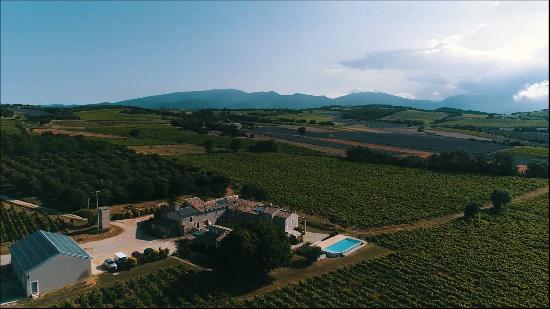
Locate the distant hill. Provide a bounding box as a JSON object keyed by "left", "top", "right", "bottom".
{"left": 104, "top": 89, "right": 548, "bottom": 113}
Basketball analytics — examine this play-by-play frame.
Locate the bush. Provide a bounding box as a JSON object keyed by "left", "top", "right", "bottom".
{"left": 303, "top": 246, "right": 322, "bottom": 262}
{"left": 464, "top": 202, "right": 481, "bottom": 220}
{"left": 239, "top": 183, "right": 267, "bottom": 201}
{"left": 249, "top": 140, "right": 278, "bottom": 153}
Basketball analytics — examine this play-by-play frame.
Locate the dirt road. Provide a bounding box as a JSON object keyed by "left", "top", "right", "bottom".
{"left": 349, "top": 185, "right": 549, "bottom": 237}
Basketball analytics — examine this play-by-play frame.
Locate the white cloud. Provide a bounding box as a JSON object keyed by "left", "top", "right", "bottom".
{"left": 513, "top": 80, "right": 549, "bottom": 102}
{"left": 395, "top": 92, "right": 416, "bottom": 99}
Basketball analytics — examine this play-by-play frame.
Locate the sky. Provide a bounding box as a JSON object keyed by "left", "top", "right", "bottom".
{"left": 1, "top": 1, "right": 548, "bottom": 106}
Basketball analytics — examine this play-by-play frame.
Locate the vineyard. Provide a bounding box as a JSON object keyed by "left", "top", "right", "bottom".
{"left": 53, "top": 194, "right": 548, "bottom": 307}
{"left": 181, "top": 153, "right": 547, "bottom": 228}
{"left": 0, "top": 204, "right": 65, "bottom": 243}
{"left": 241, "top": 194, "right": 549, "bottom": 307}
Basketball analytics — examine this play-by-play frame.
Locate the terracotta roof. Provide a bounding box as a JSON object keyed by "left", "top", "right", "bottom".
{"left": 184, "top": 197, "right": 206, "bottom": 212}
{"left": 228, "top": 198, "right": 259, "bottom": 213}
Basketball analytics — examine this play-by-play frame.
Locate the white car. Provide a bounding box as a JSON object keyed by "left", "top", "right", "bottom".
{"left": 104, "top": 258, "right": 118, "bottom": 271}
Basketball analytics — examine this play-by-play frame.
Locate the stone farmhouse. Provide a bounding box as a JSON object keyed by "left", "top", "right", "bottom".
{"left": 153, "top": 195, "right": 299, "bottom": 238}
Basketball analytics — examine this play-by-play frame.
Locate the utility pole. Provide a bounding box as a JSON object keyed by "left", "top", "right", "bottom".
{"left": 304, "top": 218, "right": 307, "bottom": 234}
{"left": 87, "top": 197, "right": 90, "bottom": 210}
{"left": 93, "top": 190, "right": 100, "bottom": 232}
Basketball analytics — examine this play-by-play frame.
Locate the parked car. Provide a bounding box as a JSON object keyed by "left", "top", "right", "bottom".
{"left": 104, "top": 258, "right": 117, "bottom": 271}
{"left": 131, "top": 251, "right": 142, "bottom": 259}
{"left": 114, "top": 252, "right": 128, "bottom": 263}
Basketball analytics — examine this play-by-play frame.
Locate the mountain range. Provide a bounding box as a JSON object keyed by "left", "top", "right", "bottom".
{"left": 107, "top": 89, "right": 546, "bottom": 113}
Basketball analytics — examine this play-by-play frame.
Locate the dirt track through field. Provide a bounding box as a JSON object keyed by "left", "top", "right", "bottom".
{"left": 32, "top": 128, "right": 127, "bottom": 139}
{"left": 348, "top": 185, "right": 549, "bottom": 237}
{"left": 310, "top": 137, "right": 434, "bottom": 158}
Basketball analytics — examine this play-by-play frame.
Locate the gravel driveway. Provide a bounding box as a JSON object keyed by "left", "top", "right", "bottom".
{"left": 0, "top": 215, "right": 181, "bottom": 274}
{"left": 81, "top": 215, "right": 180, "bottom": 274}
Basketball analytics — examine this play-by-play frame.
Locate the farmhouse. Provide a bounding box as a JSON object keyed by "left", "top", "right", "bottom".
{"left": 9, "top": 230, "right": 92, "bottom": 297}
{"left": 153, "top": 195, "right": 299, "bottom": 236}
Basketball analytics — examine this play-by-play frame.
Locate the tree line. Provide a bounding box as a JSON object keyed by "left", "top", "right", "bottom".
{"left": 1, "top": 132, "right": 230, "bottom": 212}
{"left": 345, "top": 146, "right": 548, "bottom": 178}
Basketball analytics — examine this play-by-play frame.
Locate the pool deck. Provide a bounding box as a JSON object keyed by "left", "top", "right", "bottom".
{"left": 313, "top": 234, "right": 348, "bottom": 249}
{"left": 314, "top": 234, "right": 367, "bottom": 257}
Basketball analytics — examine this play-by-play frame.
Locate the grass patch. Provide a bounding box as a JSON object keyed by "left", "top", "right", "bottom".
{"left": 383, "top": 110, "right": 447, "bottom": 124}
{"left": 437, "top": 117, "right": 548, "bottom": 128}
{"left": 501, "top": 146, "right": 549, "bottom": 159}
{"left": 75, "top": 109, "right": 163, "bottom": 121}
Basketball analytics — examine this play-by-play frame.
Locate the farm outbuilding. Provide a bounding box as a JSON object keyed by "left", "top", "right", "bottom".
{"left": 9, "top": 230, "right": 92, "bottom": 297}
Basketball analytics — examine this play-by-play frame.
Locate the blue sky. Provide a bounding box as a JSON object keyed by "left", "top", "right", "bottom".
{"left": 1, "top": 1, "right": 548, "bottom": 105}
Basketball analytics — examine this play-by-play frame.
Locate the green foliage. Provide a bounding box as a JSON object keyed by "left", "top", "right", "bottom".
{"left": 239, "top": 183, "right": 267, "bottom": 201}
{"left": 491, "top": 189, "right": 512, "bottom": 212}
{"left": 248, "top": 140, "right": 278, "bottom": 153}
{"left": 341, "top": 105, "right": 405, "bottom": 121}
{"left": 525, "top": 162, "right": 549, "bottom": 178}
{"left": 1, "top": 132, "right": 230, "bottom": 211}
{"left": 229, "top": 138, "right": 242, "bottom": 152}
{"left": 463, "top": 201, "right": 481, "bottom": 220}
{"left": 182, "top": 153, "right": 546, "bottom": 228}
{"left": 0, "top": 205, "right": 65, "bottom": 243}
{"left": 242, "top": 194, "right": 549, "bottom": 307}
{"left": 216, "top": 219, "right": 291, "bottom": 276}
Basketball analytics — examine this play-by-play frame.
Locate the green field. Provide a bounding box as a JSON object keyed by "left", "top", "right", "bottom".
{"left": 75, "top": 109, "right": 164, "bottom": 121}
{"left": 436, "top": 117, "right": 549, "bottom": 128}
{"left": 181, "top": 153, "right": 546, "bottom": 228}
{"left": 51, "top": 194, "right": 549, "bottom": 308}
{"left": 270, "top": 111, "right": 334, "bottom": 123}
{"left": 243, "top": 194, "right": 549, "bottom": 307}
{"left": 382, "top": 110, "right": 447, "bottom": 124}
{"left": 501, "top": 146, "right": 549, "bottom": 159}
{"left": 79, "top": 124, "right": 323, "bottom": 156}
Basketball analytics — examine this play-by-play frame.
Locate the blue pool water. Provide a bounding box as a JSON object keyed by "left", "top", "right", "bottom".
{"left": 324, "top": 238, "right": 363, "bottom": 254}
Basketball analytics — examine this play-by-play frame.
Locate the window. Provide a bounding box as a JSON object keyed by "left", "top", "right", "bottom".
{"left": 31, "top": 281, "right": 39, "bottom": 295}
{"left": 190, "top": 216, "right": 193, "bottom": 222}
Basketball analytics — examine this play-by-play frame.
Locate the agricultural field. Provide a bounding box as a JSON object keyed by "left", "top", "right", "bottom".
{"left": 243, "top": 194, "right": 549, "bottom": 307}
{"left": 0, "top": 203, "right": 65, "bottom": 243}
{"left": 382, "top": 110, "right": 447, "bottom": 124}
{"left": 50, "top": 194, "right": 549, "bottom": 308}
{"left": 181, "top": 153, "right": 546, "bottom": 228}
{"left": 251, "top": 125, "right": 511, "bottom": 153}
{"left": 501, "top": 146, "right": 548, "bottom": 159}
{"left": 435, "top": 117, "right": 548, "bottom": 128}
{"left": 74, "top": 109, "right": 164, "bottom": 121}
{"left": 268, "top": 111, "right": 334, "bottom": 123}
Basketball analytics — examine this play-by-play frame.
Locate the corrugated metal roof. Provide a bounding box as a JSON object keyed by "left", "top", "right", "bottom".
{"left": 9, "top": 230, "right": 91, "bottom": 273}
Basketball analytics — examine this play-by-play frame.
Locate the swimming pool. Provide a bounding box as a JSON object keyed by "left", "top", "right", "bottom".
{"left": 323, "top": 237, "right": 363, "bottom": 256}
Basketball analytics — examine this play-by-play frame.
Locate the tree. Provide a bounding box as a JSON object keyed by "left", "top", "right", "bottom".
{"left": 129, "top": 128, "right": 141, "bottom": 138}
{"left": 202, "top": 139, "right": 214, "bottom": 154}
{"left": 491, "top": 189, "right": 511, "bottom": 213}
{"left": 464, "top": 202, "right": 481, "bottom": 220}
{"left": 239, "top": 183, "right": 267, "bottom": 201}
{"left": 303, "top": 245, "right": 322, "bottom": 263}
{"left": 298, "top": 126, "right": 306, "bottom": 136}
{"left": 229, "top": 138, "right": 241, "bottom": 152}
{"left": 248, "top": 140, "right": 278, "bottom": 153}
{"left": 525, "top": 162, "right": 548, "bottom": 178}
{"left": 215, "top": 219, "right": 291, "bottom": 276}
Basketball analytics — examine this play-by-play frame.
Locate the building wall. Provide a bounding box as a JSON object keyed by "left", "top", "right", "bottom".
{"left": 25, "top": 254, "right": 92, "bottom": 297}
{"left": 285, "top": 213, "right": 299, "bottom": 233}
{"left": 179, "top": 209, "right": 226, "bottom": 234}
